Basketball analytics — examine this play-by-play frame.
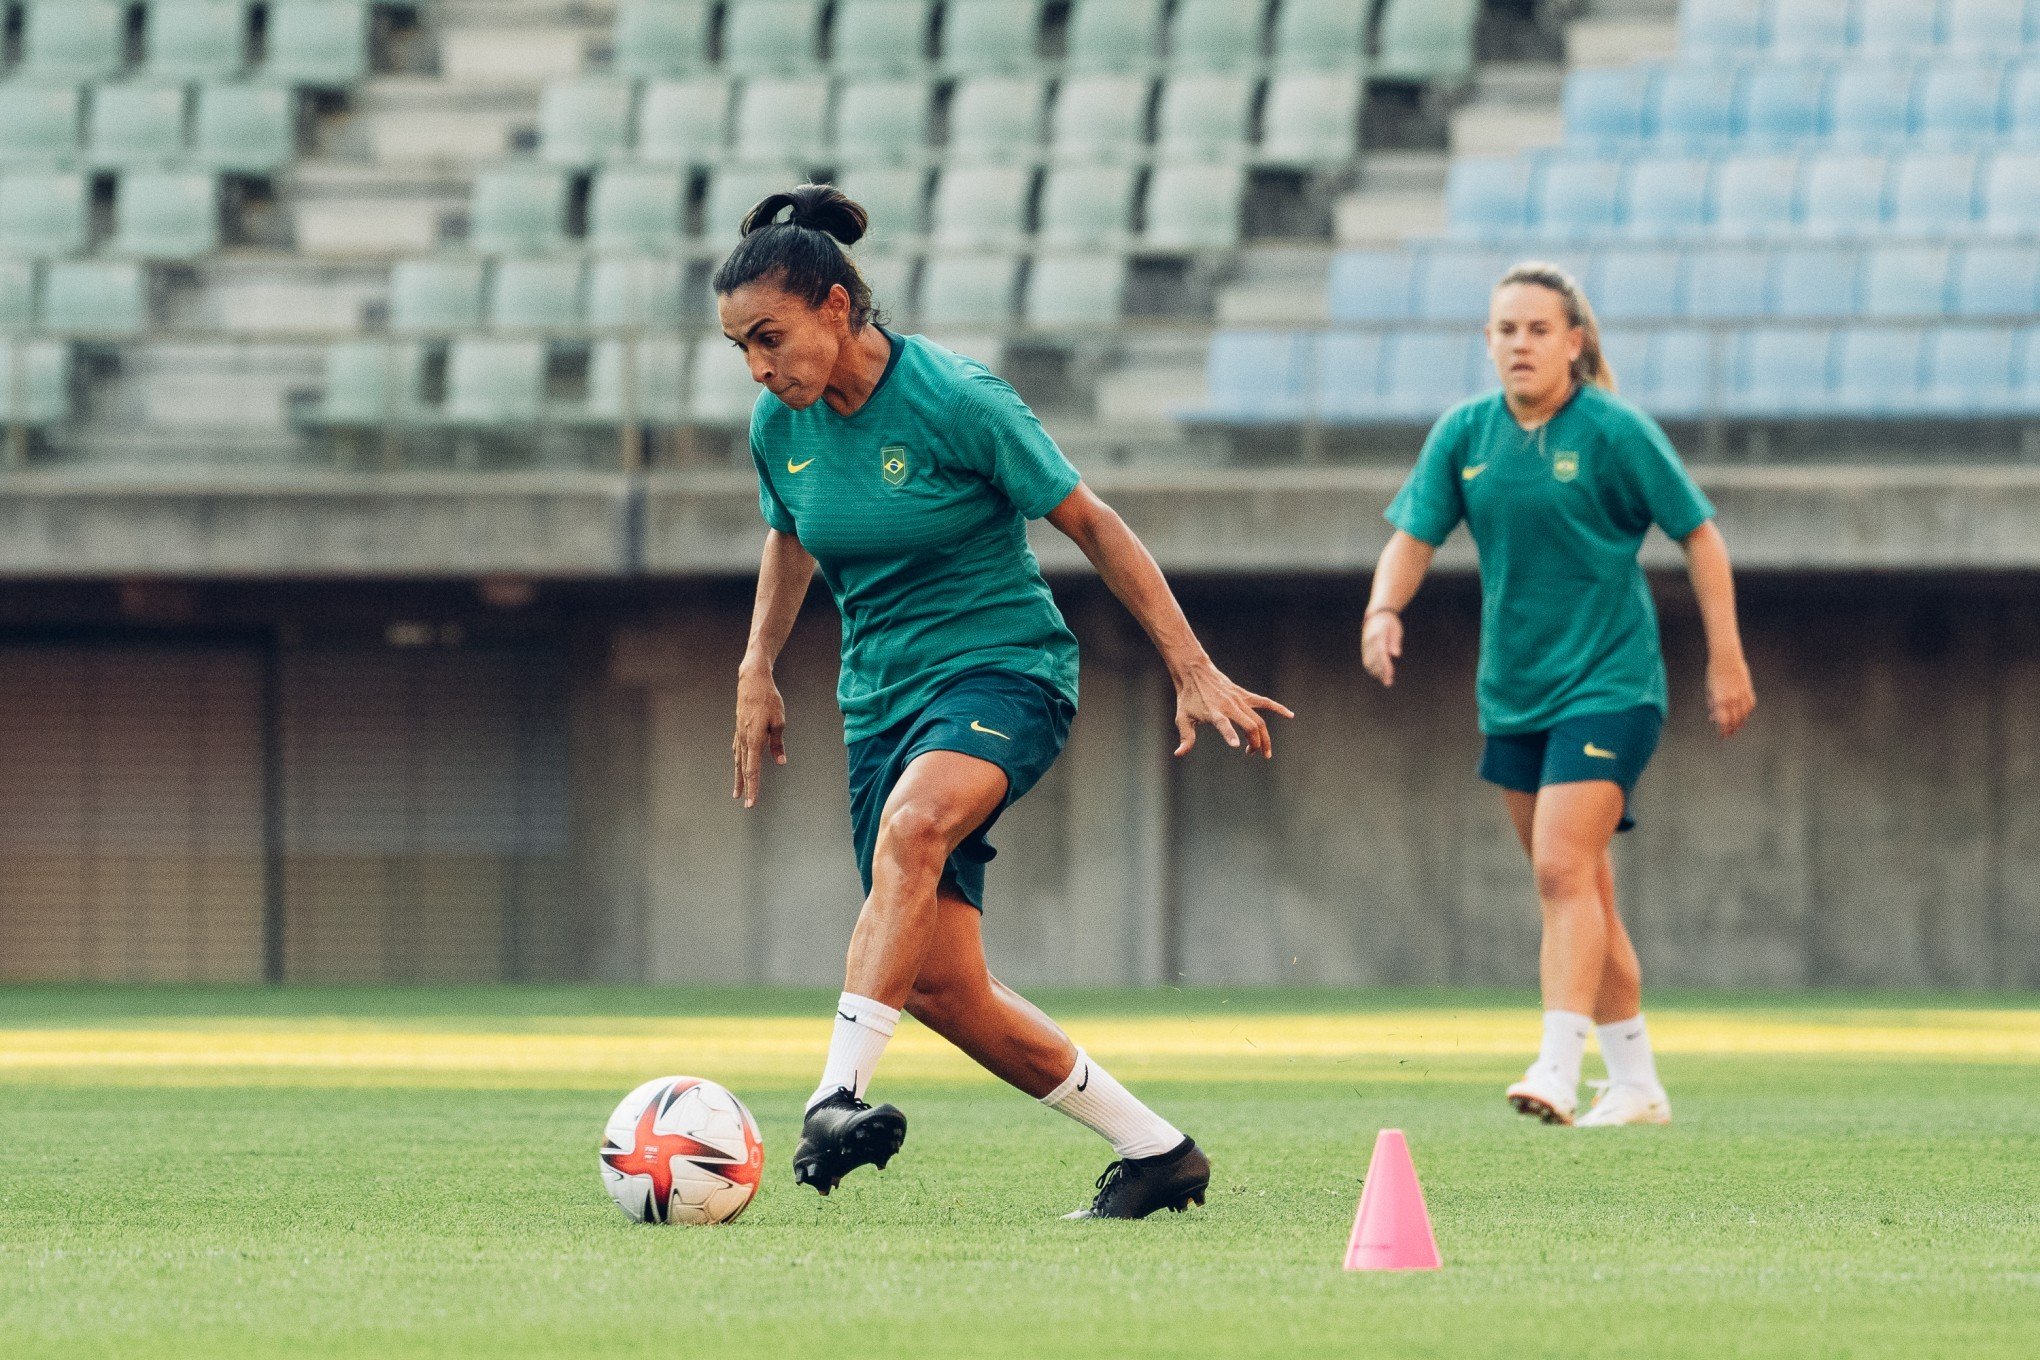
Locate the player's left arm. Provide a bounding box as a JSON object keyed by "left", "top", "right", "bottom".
{"left": 1046, "top": 484, "right": 1294, "bottom": 758}
{"left": 1681, "top": 520, "right": 1755, "bottom": 739}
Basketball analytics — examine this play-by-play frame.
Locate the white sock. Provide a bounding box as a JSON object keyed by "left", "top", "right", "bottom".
{"left": 1534, "top": 1010, "right": 1593, "bottom": 1091}
{"left": 1040, "top": 1048, "right": 1184, "bottom": 1159}
{"left": 806, "top": 992, "right": 899, "bottom": 1112}
{"left": 1597, "top": 1014, "right": 1664, "bottom": 1094}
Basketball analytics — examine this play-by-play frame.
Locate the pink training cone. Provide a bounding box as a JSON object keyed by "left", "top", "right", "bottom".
{"left": 1343, "top": 1129, "right": 1443, "bottom": 1271}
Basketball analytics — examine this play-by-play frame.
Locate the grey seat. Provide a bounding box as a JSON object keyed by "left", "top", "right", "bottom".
{"left": 688, "top": 339, "right": 764, "bottom": 423}
{"left": 587, "top": 337, "right": 688, "bottom": 424}
{"left": 721, "top": 0, "right": 823, "bottom": 76}
{"left": 0, "top": 86, "right": 84, "bottom": 166}
{"left": 467, "top": 168, "right": 570, "bottom": 253}
{"left": 113, "top": 172, "right": 220, "bottom": 258}
{"left": 1374, "top": 0, "right": 1480, "bottom": 85}
{"left": 1157, "top": 75, "right": 1255, "bottom": 160}
{"left": 833, "top": 79, "right": 934, "bottom": 165}
{"left": 191, "top": 84, "right": 296, "bottom": 174}
{"left": 1259, "top": 73, "right": 1363, "bottom": 164}
{"left": 41, "top": 261, "right": 149, "bottom": 335}
{"left": 1024, "top": 253, "right": 1126, "bottom": 325}
{"left": 489, "top": 259, "right": 586, "bottom": 330}
{"left": 946, "top": 78, "right": 1047, "bottom": 162}
{"left": 1169, "top": 0, "right": 1265, "bottom": 74}
{"left": 0, "top": 261, "right": 35, "bottom": 330}
{"left": 0, "top": 172, "right": 91, "bottom": 254}
{"left": 264, "top": 1, "right": 371, "bottom": 87}
{"left": 831, "top": 0, "right": 934, "bottom": 76}
{"left": 589, "top": 167, "right": 686, "bottom": 251}
{"left": 634, "top": 79, "right": 733, "bottom": 165}
{"left": 588, "top": 258, "right": 689, "bottom": 330}
{"left": 1272, "top": 0, "right": 1370, "bottom": 73}
{"left": 313, "top": 339, "right": 425, "bottom": 426}
{"left": 704, "top": 166, "right": 802, "bottom": 242}
{"left": 20, "top": 1, "right": 128, "bottom": 82}
{"left": 919, "top": 253, "right": 1020, "bottom": 326}
{"left": 614, "top": 1, "right": 713, "bottom": 79}
{"left": 734, "top": 78, "right": 829, "bottom": 166}
{"left": 389, "top": 260, "right": 488, "bottom": 333}
{"left": 1142, "top": 163, "right": 1244, "bottom": 250}
{"left": 88, "top": 85, "right": 190, "bottom": 169}
{"left": 146, "top": 1, "right": 251, "bottom": 81}
{"left": 831, "top": 167, "right": 927, "bottom": 247}
{"left": 444, "top": 339, "right": 547, "bottom": 424}
{"left": 0, "top": 340, "right": 75, "bottom": 425}
{"left": 1049, "top": 76, "right": 1151, "bottom": 163}
{"left": 1063, "top": 0, "right": 1166, "bottom": 74}
{"left": 1037, "top": 163, "right": 1137, "bottom": 247}
{"left": 930, "top": 164, "right": 1034, "bottom": 249}
{"left": 539, "top": 80, "right": 636, "bottom": 167}
{"left": 941, "top": 0, "right": 1043, "bottom": 76}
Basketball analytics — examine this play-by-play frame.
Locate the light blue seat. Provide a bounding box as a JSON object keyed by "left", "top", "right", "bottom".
{"left": 1596, "top": 327, "right": 1650, "bottom": 398}
{"left": 834, "top": 79, "right": 933, "bottom": 164}
{"left": 633, "top": 78, "right": 733, "bottom": 165}
{"left": 1024, "top": 253, "right": 1127, "bottom": 325}
{"left": 2008, "top": 62, "right": 2040, "bottom": 139}
{"left": 720, "top": 0, "right": 823, "bottom": 76}
{"left": 1258, "top": 72, "right": 1364, "bottom": 165}
{"left": 1801, "top": 153, "right": 1889, "bottom": 236}
{"left": 0, "top": 172, "right": 90, "bottom": 254}
{"left": 1063, "top": 0, "right": 1166, "bottom": 74}
{"left": 1414, "top": 245, "right": 1506, "bottom": 321}
{"left": 88, "top": 85, "right": 189, "bottom": 168}
{"left": 588, "top": 167, "right": 685, "bottom": 251}
{"left": 2017, "top": 327, "right": 2040, "bottom": 410}
{"left": 734, "top": 77, "right": 829, "bottom": 165}
{"left": 1678, "top": 0, "right": 1766, "bottom": 55}
{"left": 444, "top": 340, "right": 546, "bottom": 425}
{"left": 191, "top": 83, "right": 296, "bottom": 174}
{"left": 41, "top": 261, "right": 148, "bottom": 335}
{"left": 1952, "top": 242, "right": 2040, "bottom": 316}
{"left": 20, "top": 1, "right": 127, "bottom": 82}
{"left": 1169, "top": 0, "right": 1265, "bottom": 75}
{"left": 0, "top": 86, "right": 83, "bottom": 165}
{"left": 264, "top": 1, "right": 370, "bottom": 87}
{"left": 1623, "top": 156, "right": 1711, "bottom": 238}
{"left": 1923, "top": 325, "right": 2018, "bottom": 413}
{"left": 1049, "top": 75, "right": 1152, "bottom": 163}
{"left": 468, "top": 169, "right": 570, "bottom": 253}
{"left": 1890, "top": 153, "right": 1981, "bottom": 231}
{"left": 1270, "top": 0, "right": 1369, "bottom": 73}
{"left": 1712, "top": 154, "right": 1801, "bottom": 236}
{"left": 1770, "top": 245, "right": 1858, "bottom": 318}
{"left": 146, "top": 1, "right": 250, "bottom": 81}
{"left": 1834, "top": 326, "right": 1927, "bottom": 413}
{"left": 1534, "top": 158, "right": 1624, "bottom": 238}
{"left": 1862, "top": 245, "right": 1952, "bottom": 318}
{"left": 1856, "top": 0, "right": 1942, "bottom": 54}
{"left": 585, "top": 338, "right": 687, "bottom": 424}
{"left": 1651, "top": 65, "right": 1739, "bottom": 146}
{"left": 1638, "top": 328, "right": 1718, "bottom": 418}
{"left": 113, "top": 171, "right": 219, "bottom": 257}
{"left": 1738, "top": 64, "right": 1828, "bottom": 146}
{"left": 1315, "top": 330, "right": 1386, "bottom": 422}
{"left": 389, "top": 260, "right": 487, "bottom": 333}
{"left": 1728, "top": 326, "right": 1836, "bottom": 416}
{"left": 1202, "top": 330, "right": 1311, "bottom": 422}
{"left": 930, "top": 164, "right": 1033, "bottom": 249}
{"left": 488, "top": 259, "right": 585, "bottom": 329}
{"left": 946, "top": 78, "right": 1048, "bottom": 162}
{"left": 1142, "top": 162, "right": 1244, "bottom": 249}
{"left": 1380, "top": 330, "right": 1484, "bottom": 418}
{"left": 1445, "top": 156, "right": 1533, "bottom": 239}
{"left": 614, "top": 1, "right": 713, "bottom": 79}
{"left": 1564, "top": 68, "right": 1653, "bottom": 147}
{"left": 1327, "top": 249, "right": 1417, "bottom": 323}
{"left": 588, "top": 258, "right": 687, "bottom": 329}
{"left": 941, "top": 0, "right": 1043, "bottom": 75}
{"left": 1981, "top": 150, "right": 2040, "bottom": 230}
{"left": 1916, "top": 64, "right": 2005, "bottom": 145}
{"left": 1036, "top": 163, "right": 1137, "bottom": 247}
{"left": 312, "top": 340, "right": 424, "bottom": 426}
{"left": 831, "top": 0, "right": 933, "bottom": 76}
{"left": 1945, "top": 0, "right": 2029, "bottom": 52}
{"left": 0, "top": 341, "right": 73, "bottom": 425}
{"left": 1683, "top": 244, "right": 1771, "bottom": 317}
{"left": 1156, "top": 74, "right": 1256, "bottom": 160}
{"left": 1766, "top": 0, "right": 1852, "bottom": 56}
{"left": 919, "top": 252, "right": 1019, "bottom": 326}
{"left": 539, "top": 81, "right": 636, "bottom": 167}
{"left": 1592, "top": 246, "right": 1683, "bottom": 321}
{"left": 1825, "top": 65, "right": 1915, "bottom": 145}
{"left": 1374, "top": 0, "right": 1480, "bottom": 86}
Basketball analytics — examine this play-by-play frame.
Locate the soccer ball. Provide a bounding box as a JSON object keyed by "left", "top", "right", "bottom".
{"left": 599, "top": 1076, "right": 764, "bottom": 1225}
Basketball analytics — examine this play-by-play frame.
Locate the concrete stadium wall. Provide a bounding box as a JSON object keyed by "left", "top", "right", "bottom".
{"left": 568, "top": 573, "right": 2040, "bottom": 992}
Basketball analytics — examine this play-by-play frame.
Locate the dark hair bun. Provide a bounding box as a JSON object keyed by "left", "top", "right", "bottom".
{"left": 739, "top": 182, "right": 868, "bottom": 248}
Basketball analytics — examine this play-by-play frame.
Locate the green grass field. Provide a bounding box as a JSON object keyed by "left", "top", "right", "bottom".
{"left": 2, "top": 987, "right": 2036, "bottom": 1359}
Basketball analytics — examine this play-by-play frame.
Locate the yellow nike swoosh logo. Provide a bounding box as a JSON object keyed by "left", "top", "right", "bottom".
{"left": 970, "top": 721, "right": 1010, "bottom": 740}
{"left": 787, "top": 457, "right": 815, "bottom": 473}
{"left": 1584, "top": 743, "right": 1618, "bottom": 760}
{"left": 1462, "top": 463, "right": 1488, "bottom": 481}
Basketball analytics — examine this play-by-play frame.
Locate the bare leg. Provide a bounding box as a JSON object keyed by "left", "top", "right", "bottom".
{"left": 1529, "top": 782, "right": 1626, "bottom": 1015}
{"left": 1590, "top": 851, "right": 1644, "bottom": 1024}
{"left": 904, "top": 893, "right": 1077, "bottom": 1098}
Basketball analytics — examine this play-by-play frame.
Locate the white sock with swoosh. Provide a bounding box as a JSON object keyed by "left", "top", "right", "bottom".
{"left": 807, "top": 992, "right": 899, "bottom": 1113}
{"left": 1041, "top": 1048, "right": 1184, "bottom": 1159}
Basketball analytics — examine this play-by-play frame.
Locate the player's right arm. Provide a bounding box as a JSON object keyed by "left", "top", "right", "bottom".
{"left": 733, "top": 528, "right": 817, "bottom": 808}
{"left": 1361, "top": 531, "right": 1435, "bottom": 688}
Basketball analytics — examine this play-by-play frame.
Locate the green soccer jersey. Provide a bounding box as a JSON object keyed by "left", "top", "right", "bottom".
{"left": 750, "top": 332, "right": 1083, "bottom": 743}
{"left": 1385, "top": 384, "right": 1715, "bottom": 736}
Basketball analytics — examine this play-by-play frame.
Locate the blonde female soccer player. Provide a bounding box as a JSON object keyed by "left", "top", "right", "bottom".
{"left": 721, "top": 184, "right": 1291, "bottom": 1214}
{"left": 1362, "top": 262, "right": 1756, "bottom": 1127}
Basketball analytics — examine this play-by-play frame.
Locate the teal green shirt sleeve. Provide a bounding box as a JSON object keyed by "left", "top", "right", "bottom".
{"left": 750, "top": 406, "right": 795, "bottom": 534}
{"left": 1385, "top": 407, "right": 1469, "bottom": 546}
{"left": 949, "top": 374, "right": 1083, "bottom": 519}
{"left": 1613, "top": 407, "right": 1713, "bottom": 540}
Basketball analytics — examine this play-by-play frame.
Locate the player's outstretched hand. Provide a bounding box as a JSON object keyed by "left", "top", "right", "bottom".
{"left": 1707, "top": 651, "right": 1756, "bottom": 739}
{"left": 732, "top": 666, "right": 788, "bottom": 808}
{"left": 1361, "top": 611, "right": 1402, "bottom": 687}
{"left": 1172, "top": 659, "right": 1294, "bottom": 759}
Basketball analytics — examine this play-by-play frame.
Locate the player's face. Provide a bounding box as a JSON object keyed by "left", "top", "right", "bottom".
{"left": 1486, "top": 283, "right": 1584, "bottom": 407}
{"left": 718, "top": 279, "right": 853, "bottom": 410}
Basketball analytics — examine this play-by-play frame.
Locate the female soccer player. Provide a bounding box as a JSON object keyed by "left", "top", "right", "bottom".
{"left": 720, "top": 184, "right": 1290, "bottom": 1215}
{"left": 1362, "top": 262, "right": 1755, "bottom": 1127}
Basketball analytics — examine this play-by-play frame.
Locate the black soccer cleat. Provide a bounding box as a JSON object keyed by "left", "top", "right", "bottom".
{"left": 791, "top": 1089, "right": 907, "bottom": 1196}
{"left": 1065, "top": 1137, "right": 1211, "bottom": 1220}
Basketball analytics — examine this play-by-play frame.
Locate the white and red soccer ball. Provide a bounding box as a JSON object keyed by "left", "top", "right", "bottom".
{"left": 599, "top": 1076, "right": 763, "bottom": 1225}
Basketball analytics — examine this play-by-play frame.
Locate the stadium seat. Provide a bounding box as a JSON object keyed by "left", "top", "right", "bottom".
{"left": 1534, "top": 158, "right": 1624, "bottom": 239}
{"left": 1373, "top": 0, "right": 1480, "bottom": 85}
{"left": 1729, "top": 326, "right": 1835, "bottom": 416}
{"left": 1063, "top": 0, "right": 1166, "bottom": 74}
{"left": 1168, "top": 0, "right": 1263, "bottom": 74}
{"left": 721, "top": 0, "right": 823, "bottom": 75}
{"left": 1767, "top": 0, "right": 1851, "bottom": 56}
{"left": 1564, "top": 68, "right": 1653, "bottom": 148}
{"left": 1202, "top": 329, "right": 1311, "bottom": 422}
{"left": 1982, "top": 150, "right": 2040, "bottom": 230}
{"left": 489, "top": 259, "right": 585, "bottom": 330}
{"left": 1684, "top": 244, "right": 1771, "bottom": 317}
{"left": 88, "top": 85, "right": 190, "bottom": 169}
{"left": 1713, "top": 154, "right": 1802, "bottom": 236}
{"left": 40, "top": 261, "right": 148, "bottom": 335}
{"left": 1156, "top": 75, "right": 1255, "bottom": 160}
{"left": 20, "top": 1, "right": 127, "bottom": 82}
{"left": 1049, "top": 76, "right": 1151, "bottom": 163}
{"left": 1258, "top": 73, "right": 1364, "bottom": 165}
{"left": 1142, "top": 162, "right": 1244, "bottom": 250}
{"left": 1037, "top": 163, "right": 1137, "bottom": 247}
{"left": 1381, "top": 330, "right": 1483, "bottom": 417}
{"left": 930, "top": 164, "right": 1033, "bottom": 248}
{"left": 0, "top": 86, "right": 83, "bottom": 165}
{"left": 1915, "top": 64, "right": 2005, "bottom": 146}
{"left": 1326, "top": 249, "right": 1418, "bottom": 323}
{"left": 0, "top": 341, "right": 74, "bottom": 425}
{"left": 833, "top": 80, "right": 933, "bottom": 164}
{"left": 1825, "top": 65, "right": 1916, "bottom": 146}
{"left": 831, "top": 167, "right": 926, "bottom": 246}
{"left": 1890, "top": 153, "right": 1981, "bottom": 232}
{"left": 688, "top": 340, "right": 761, "bottom": 423}
{"left": 1024, "top": 253, "right": 1127, "bottom": 326}
{"left": 1314, "top": 329, "right": 1385, "bottom": 422}
{"left": 831, "top": 0, "right": 933, "bottom": 76}
{"left": 1679, "top": 0, "right": 1765, "bottom": 54}
{"left": 389, "top": 260, "right": 488, "bottom": 333}
{"left": 947, "top": 79, "right": 1048, "bottom": 162}
{"left": 467, "top": 169, "right": 570, "bottom": 254}
{"left": 1951, "top": 242, "right": 2040, "bottom": 317}
{"left": 1596, "top": 326, "right": 1650, "bottom": 397}
{"left": 614, "top": 1, "right": 713, "bottom": 79}
{"left": 2006, "top": 63, "right": 2040, "bottom": 139}
{"left": 1739, "top": 64, "right": 1828, "bottom": 147}
{"left": 1945, "top": 0, "right": 2029, "bottom": 53}
{"left": 1623, "top": 156, "right": 1711, "bottom": 238}
{"left": 1592, "top": 246, "right": 1684, "bottom": 321}
{"left": 734, "top": 78, "right": 829, "bottom": 166}
{"left": 146, "top": 1, "right": 250, "bottom": 81}
{"left": 1801, "top": 153, "right": 1890, "bottom": 236}
{"left": 919, "top": 253, "right": 1019, "bottom": 326}
{"left": 1446, "top": 156, "right": 1534, "bottom": 239}
{"left": 444, "top": 340, "right": 546, "bottom": 425}
{"left": 589, "top": 167, "right": 686, "bottom": 251}
{"left": 539, "top": 81, "right": 635, "bottom": 167}
{"left": 264, "top": 2, "right": 370, "bottom": 87}
{"left": 1629, "top": 328, "right": 1716, "bottom": 418}
{"left": 1861, "top": 245, "right": 1952, "bottom": 318}
{"left": 588, "top": 258, "right": 688, "bottom": 330}
{"left": 0, "top": 261, "right": 34, "bottom": 330}
{"left": 1923, "top": 325, "right": 2018, "bottom": 413}
{"left": 1834, "top": 326, "right": 1926, "bottom": 412}
{"left": 0, "top": 172, "right": 90, "bottom": 255}
{"left": 1770, "top": 245, "right": 1859, "bottom": 318}
{"left": 1855, "top": 0, "right": 1940, "bottom": 55}
{"left": 855, "top": 253, "right": 916, "bottom": 317}
{"left": 113, "top": 172, "right": 219, "bottom": 257}
{"left": 941, "top": 0, "right": 1043, "bottom": 75}
{"left": 1414, "top": 245, "right": 1507, "bottom": 322}
{"left": 191, "top": 84, "right": 297, "bottom": 174}
{"left": 1270, "top": 0, "right": 1369, "bottom": 73}
{"left": 2017, "top": 327, "right": 2040, "bottom": 410}
{"left": 586, "top": 337, "right": 688, "bottom": 423}
{"left": 1649, "top": 65, "right": 1738, "bottom": 147}
{"left": 633, "top": 79, "right": 733, "bottom": 165}
{"left": 313, "top": 340, "right": 424, "bottom": 426}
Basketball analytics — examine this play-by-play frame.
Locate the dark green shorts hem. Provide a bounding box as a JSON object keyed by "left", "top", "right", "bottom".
{"left": 1478, "top": 705, "right": 1664, "bottom": 833}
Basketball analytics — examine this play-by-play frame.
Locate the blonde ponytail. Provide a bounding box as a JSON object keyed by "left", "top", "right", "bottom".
{"left": 1496, "top": 261, "right": 1616, "bottom": 393}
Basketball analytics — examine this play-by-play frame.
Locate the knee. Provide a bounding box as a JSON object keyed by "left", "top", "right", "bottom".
{"left": 1532, "top": 853, "right": 1598, "bottom": 908}
{"left": 874, "top": 802, "right": 952, "bottom": 880}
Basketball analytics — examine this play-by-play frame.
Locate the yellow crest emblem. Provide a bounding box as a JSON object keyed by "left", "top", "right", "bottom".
{"left": 1552, "top": 450, "right": 1580, "bottom": 483}
{"left": 880, "top": 444, "right": 910, "bottom": 486}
